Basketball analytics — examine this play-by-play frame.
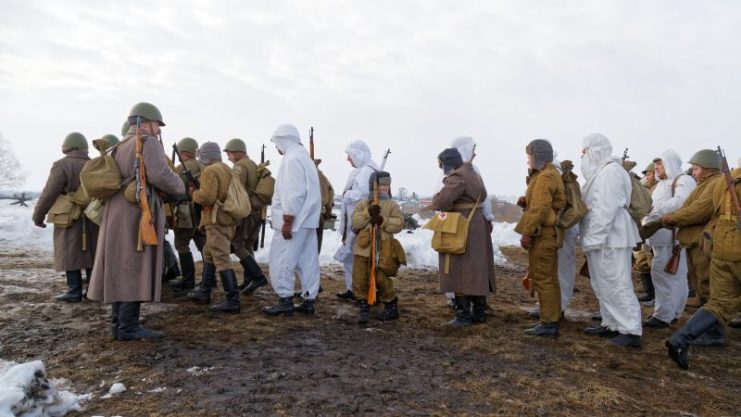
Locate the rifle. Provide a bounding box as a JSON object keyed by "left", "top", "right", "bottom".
{"left": 379, "top": 148, "right": 391, "bottom": 170}
{"left": 258, "top": 144, "right": 268, "bottom": 250}
{"left": 172, "top": 143, "right": 200, "bottom": 189}
{"left": 309, "top": 126, "right": 315, "bottom": 160}
{"left": 368, "top": 177, "right": 379, "bottom": 305}
{"left": 718, "top": 146, "right": 741, "bottom": 232}
{"left": 135, "top": 117, "right": 158, "bottom": 251}
{"left": 622, "top": 148, "right": 629, "bottom": 163}
{"left": 664, "top": 175, "right": 683, "bottom": 274}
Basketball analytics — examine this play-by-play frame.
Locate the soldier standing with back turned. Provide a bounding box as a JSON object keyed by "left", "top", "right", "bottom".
{"left": 223, "top": 138, "right": 269, "bottom": 294}
{"left": 33, "top": 132, "right": 99, "bottom": 303}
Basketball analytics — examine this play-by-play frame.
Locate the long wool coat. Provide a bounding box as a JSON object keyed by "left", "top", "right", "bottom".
{"left": 431, "top": 163, "right": 496, "bottom": 296}
{"left": 88, "top": 131, "right": 184, "bottom": 303}
{"left": 32, "top": 150, "right": 99, "bottom": 272}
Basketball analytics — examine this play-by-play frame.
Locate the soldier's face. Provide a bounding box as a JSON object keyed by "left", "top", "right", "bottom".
{"left": 691, "top": 164, "right": 704, "bottom": 181}
{"left": 226, "top": 151, "right": 237, "bottom": 163}
{"left": 645, "top": 171, "right": 655, "bottom": 182}
{"left": 347, "top": 154, "right": 357, "bottom": 168}
{"left": 527, "top": 153, "right": 534, "bottom": 169}
{"left": 378, "top": 184, "right": 390, "bottom": 194}
{"left": 655, "top": 160, "right": 666, "bottom": 179}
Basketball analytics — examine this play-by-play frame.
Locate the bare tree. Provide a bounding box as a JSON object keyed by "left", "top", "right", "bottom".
{"left": 0, "top": 131, "right": 27, "bottom": 190}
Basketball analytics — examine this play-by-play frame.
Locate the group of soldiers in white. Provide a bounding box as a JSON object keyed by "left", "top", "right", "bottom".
{"left": 32, "top": 102, "right": 739, "bottom": 371}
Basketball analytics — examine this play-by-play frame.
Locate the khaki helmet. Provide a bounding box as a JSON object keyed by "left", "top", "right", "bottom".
{"left": 62, "top": 132, "right": 88, "bottom": 152}
{"left": 177, "top": 137, "right": 199, "bottom": 153}
{"left": 223, "top": 138, "right": 247, "bottom": 153}
{"left": 102, "top": 134, "right": 119, "bottom": 147}
{"left": 121, "top": 120, "right": 130, "bottom": 136}
{"left": 641, "top": 162, "right": 655, "bottom": 175}
{"left": 128, "top": 102, "right": 165, "bottom": 126}
{"left": 688, "top": 149, "right": 721, "bottom": 170}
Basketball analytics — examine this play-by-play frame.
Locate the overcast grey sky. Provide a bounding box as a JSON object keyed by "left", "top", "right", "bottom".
{"left": 1, "top": 0, "right": 740, "bottom": 197}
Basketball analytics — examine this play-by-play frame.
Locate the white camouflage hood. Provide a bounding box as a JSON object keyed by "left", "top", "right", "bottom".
{"left": 658, "top": 149, "right": 684, "bottom": 180}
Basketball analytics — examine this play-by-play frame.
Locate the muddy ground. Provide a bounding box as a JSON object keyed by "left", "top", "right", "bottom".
{"left": 0, "top": 246, "right": 738, "bottom": 416}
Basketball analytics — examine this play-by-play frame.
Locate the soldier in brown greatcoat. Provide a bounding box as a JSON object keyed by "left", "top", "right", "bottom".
{"left": 88, "top": 103, "right": 184, "bottom": 341}
{"left": 33, "top": 132, "right": 99, "bottom": 302}
{"left": 430, "top": 148, "right": 496, "bottom": 327}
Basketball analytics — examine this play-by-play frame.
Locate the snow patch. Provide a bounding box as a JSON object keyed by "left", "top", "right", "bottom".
{"left": 186, "top": 366, "right": 214, "bottom": 376}
{"left": 100, "top": 383, "right": 126, "bottom": 399}
{"left": 0, "top": 359, "right": 89, "bottom": 417}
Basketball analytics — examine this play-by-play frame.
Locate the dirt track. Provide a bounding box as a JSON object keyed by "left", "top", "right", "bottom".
{"left": 0, "top": 246, "right": 739, "bottom": 416}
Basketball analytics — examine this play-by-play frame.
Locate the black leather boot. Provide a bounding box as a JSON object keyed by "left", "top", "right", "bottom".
{"left": 583, "top": 325, "right": 618, "bottom": 338}
{"left": 689, "top": 322, "right": 725, "bottom": 347}
{"left": 637, "top": 271, "right": 655, "bottom": 302}
{"left": 111, "top": 302, "right": 120, "bottom": 340}
{"left": 263, "top": 297, "right": 294, "bottom": 316}
{"left": 358, "top": 301, "right": 370, "bottom": 324}
{"left": 444, "top": 296, "right": 473, "bottom": 328}
{"left": 377, "top": 298, "right": 399, "bottom": 321}
{"left": 237, "top": 257, "right": 254, "bottom": 292}
{"left": 82, "top": 268, "right": 91, "bottom": 298}
{"left": 240, "top": 257, "right": 267, "bottom": 294}
{"left": 471, "top": 296, "right": 486, "bottom": 324}
{"left": 666, "top": 308, "right": 719, "bottom": 370}
{"left": 162, "top": 240, "right": 180, "bottom": 282}
{"left": 524, "top": 322, "right": 559, "bottom": 337}
{"left": 607, "top": 333, "right": 641, "bottom": 347}
{"left": 210, "top": 269, "right": 240, "bottom": 313}
{"left": 188, "top": 262, "right": 216, "bottom": 303}
{"left": 643, "top": 316, "right": 670, "bottom": 329}
{"left": 169, "top": 252, "right": 196, "bottom": 290}
{"left": 294, "top": 298, "right": 316, "bottom": 315}
{"left": 117, "top": 302, "right": 163, "bottom": 341}
{"left": 336, "top": 289, "right": 355, "bottom": 300}
{"left": 56, "top": 270, "right": 83, "bottom": 302}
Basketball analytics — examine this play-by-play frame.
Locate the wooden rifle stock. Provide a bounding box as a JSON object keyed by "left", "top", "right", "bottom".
{"left": 136, "top": 125, "right": 158, "bottom": 250}
{"left": 718, "top": 146, "right": 741, "bottom": 232}
{"left": 368, "top": 179, "right": 379, "bottom": 305}
{"left": 664, "top": 243, "right": 681, "bottom": 275}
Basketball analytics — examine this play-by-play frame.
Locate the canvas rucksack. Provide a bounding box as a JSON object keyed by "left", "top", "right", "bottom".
{"left": 79, "top": 138, "right": 123, "bottom": 200}
{"left": 214, "top": 169, "right": 252, "bottom": 223}
{"left": 628, "top": 174, "right": 653, "bottom": 223}
{"left": 557, "top": 160, "right": 588, "bottom": 229}
{"left": 253, "top": 162, "right": 275, "bottom": 205}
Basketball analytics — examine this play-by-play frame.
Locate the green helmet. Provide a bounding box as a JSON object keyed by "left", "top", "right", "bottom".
{"left": 128, "top": 102, "right": 165, "bottom": 126}
{"left": 223, "top": 138, "right": 246, "bottom": 153}
{"left": 121, "top": 120, "right": 131, "bottom": 136}
{"left": 177, "top": 137, "right": 199, "bottom": 153}
{"left": 642, "top": 162, "right": 655, "bottom": 175}
{"left": 102, "top": 134, "right": 119, "bottom": 147}
{"left": 689, "top": 149, "right": 721, "bottom": 170}
{"left": 62, "top": 132, "right": 88, "bottom": 152}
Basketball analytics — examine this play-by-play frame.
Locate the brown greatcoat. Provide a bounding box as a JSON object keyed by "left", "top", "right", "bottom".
{"left": 32, "top": 150, "right": 99, "bottom": 272}
{"left": 431, "top": 163, "right": 496, "bottom": 296}
{"left": 88, "top": 129, "right": 185, "bottom": 303}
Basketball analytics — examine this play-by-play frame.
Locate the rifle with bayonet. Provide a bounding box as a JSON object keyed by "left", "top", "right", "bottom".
{"left": 718, "top": 146, "right": 741, "bottom": 232}
{"left": 380, "top": 148, "right": 391, "bottom": 170}
{"left": 135, "top": 117, "right": 158, "bottom": 251}
{"left": 172, "top": 143, "right": 200, "bottom": 189}
{"left": 309, "top": 127, "right": 315, "bottom": 160}
{"left": 257, "top": 144, "right": 268, "bottom": 250}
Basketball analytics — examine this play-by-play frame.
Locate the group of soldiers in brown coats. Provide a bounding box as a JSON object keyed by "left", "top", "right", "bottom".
{"left": 31, "top": 103, "right": 738, "bottom": 370}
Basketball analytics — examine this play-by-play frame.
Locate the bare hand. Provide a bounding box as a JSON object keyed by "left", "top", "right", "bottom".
{"left": 520, "top": 235, "right": 532, "bottom": 250}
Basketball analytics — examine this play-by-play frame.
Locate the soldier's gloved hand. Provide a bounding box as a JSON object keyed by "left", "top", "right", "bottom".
{"left": 370, "top": 215, "right": 384, "bottom": 226}
{"left": 368, "top": 204, "right": 381, "bottom": 217}
{"left": 520, "top": 235, "right": 532, "bottom": 250}
{"left": 34, "top": 221, "right": 46, "bottom": 229}
{"left": 282, "top": 214, "right": 295, "bottom": 240}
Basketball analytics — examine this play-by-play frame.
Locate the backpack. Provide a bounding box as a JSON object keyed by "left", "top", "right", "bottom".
{"left": 628, "top": 173, "right": 652, "bottom": 223}
{"left": 557, "top": 160, "right": 588, "bottom": 229}
{"left": 79, "top": 139, "right": 123, "bottom": 199}
{"left": 214, "top": 169, "right": 252, "bottom": 222}
{"left": 253, "top": 162, "right": 275, "bottom": 205}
